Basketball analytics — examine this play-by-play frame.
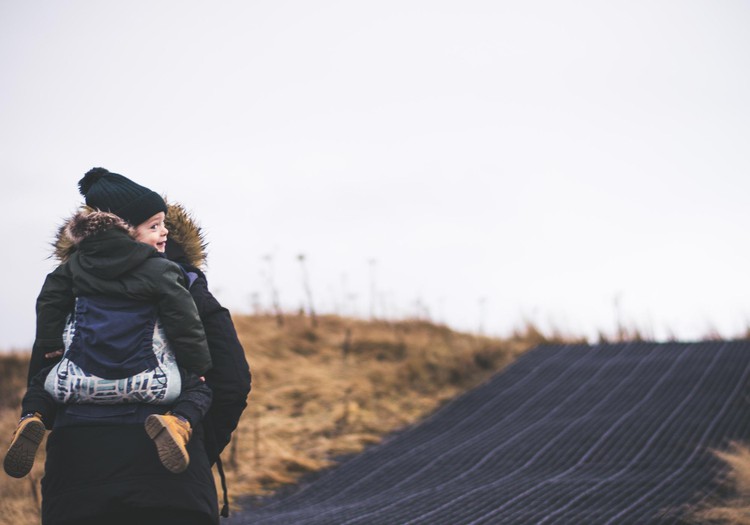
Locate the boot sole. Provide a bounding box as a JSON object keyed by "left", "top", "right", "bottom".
{"left": 145, "top": 415, "right": 190, "bottom": 474}
{"left": 4, "top": 419, "right": 45, "bottom": 478}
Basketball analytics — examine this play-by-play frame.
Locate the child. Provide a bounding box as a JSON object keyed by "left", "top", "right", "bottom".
{"left": 4, "top": 168, "right": 213, "bottom": 478}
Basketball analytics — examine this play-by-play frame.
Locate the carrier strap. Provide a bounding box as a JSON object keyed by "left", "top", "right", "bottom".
{"left": 216, "top": 456, "right": 230, "bottom": 518}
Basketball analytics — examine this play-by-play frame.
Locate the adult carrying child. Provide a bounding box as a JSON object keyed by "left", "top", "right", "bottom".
{"left": 3, "top": 168, "right": 244, "bottom": 525}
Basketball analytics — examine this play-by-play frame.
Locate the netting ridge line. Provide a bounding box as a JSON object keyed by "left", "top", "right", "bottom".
{"left": 537, "top": 342, "right": 730, "bottom": 524}
{"left": 284, "top": 345, "right": 592, "bottom": 524}
{"left": 604, "top": 341, "right": 750, "bottom": 523}
{"left": 461, "top": 342, "right": 676, "bottom": 524}
{"left": 333, "top": 344, "right": 619, "bottom": 525}
{"left": 465, "top": 342, "right": 701, "bottom": 524}
{"left": 369, "top": 343, "right": 639, "bottom": 525}
{"left": 251, "top": 344, "right": 576, "bottom": 520}
{"left": 484, "top": 344, "right": 682, "bottom": 524}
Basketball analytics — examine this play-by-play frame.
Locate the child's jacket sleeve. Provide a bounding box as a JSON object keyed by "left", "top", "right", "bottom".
{"left": 28, "top": 264, "right": 75, "bottom": 384}
{"left": 35, "top": 264, "right": 75, "bottom": 350}
{"left": 156, "top": 261, "right": 212, "bottom": 375}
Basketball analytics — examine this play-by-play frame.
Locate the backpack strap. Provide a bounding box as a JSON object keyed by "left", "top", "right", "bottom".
{"left": 184, "top": 270, "right": 199, "bottom": 289}
{"left": 216, "top": 456, "right": 230, "bottom": 518}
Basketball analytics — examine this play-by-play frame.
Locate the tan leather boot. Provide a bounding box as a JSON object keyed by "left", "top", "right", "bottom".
{"left": 4, "top": 413, "right": 45, "bottom": 478}
{"left": 145, "top": 413, "right": 192, "bottom": 474}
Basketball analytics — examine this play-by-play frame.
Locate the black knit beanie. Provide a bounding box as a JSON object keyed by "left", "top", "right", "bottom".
{"left": 78, "top": 167, "right": 167, "bottom": 227}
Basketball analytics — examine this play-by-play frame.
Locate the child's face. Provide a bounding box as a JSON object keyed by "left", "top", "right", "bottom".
{"left": 134, "top": 212, "right": 168, "bottom": 253}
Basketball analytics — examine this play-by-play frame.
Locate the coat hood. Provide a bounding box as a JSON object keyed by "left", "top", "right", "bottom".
{"left": 162, "top": 200, "right": 208, "bottom": 270}
{"left": 65, "top": 210, "right": 133, "bottom": 245}
{"left": 53, "top": 200, "right": 208, "bottom": 270}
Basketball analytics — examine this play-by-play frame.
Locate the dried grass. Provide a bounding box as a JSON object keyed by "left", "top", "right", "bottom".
{"left": 689, "top": 443, "right": 750, "bottom": 524}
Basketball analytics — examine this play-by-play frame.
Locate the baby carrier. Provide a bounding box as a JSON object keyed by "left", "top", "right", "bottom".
{"left": 44, "top": 295, "right": 181, "bottom": 405}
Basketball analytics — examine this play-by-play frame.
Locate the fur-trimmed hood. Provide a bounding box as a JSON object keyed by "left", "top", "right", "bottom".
{"left": 162, "top": 200, "right": 208, "bottom": 270}
{"left": 65, "top": 210, "right": 133, "bottom": 246}
{"left": 53, "top": 200, "right": 208, "bottom": 269}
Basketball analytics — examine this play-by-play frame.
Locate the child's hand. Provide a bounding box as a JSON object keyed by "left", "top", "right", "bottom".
{"left": 45, "top": 349, "right": 64, "bottom": 359}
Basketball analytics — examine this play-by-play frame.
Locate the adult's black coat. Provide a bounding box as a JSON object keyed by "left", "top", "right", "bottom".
{"left": 163, "top": 202, "right": 252, "bottom": 465}
{"left": 33, "top": 202, "right": 251, "bottom": 525}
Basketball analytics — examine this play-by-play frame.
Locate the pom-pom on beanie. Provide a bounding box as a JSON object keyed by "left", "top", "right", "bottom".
{"left": 78, "top": 167, "right": 167, "bottom": 227}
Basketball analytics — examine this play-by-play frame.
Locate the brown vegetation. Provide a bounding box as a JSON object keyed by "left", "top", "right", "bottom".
{"left": 0, "top": 314, "right": 546, "bottom": 524}
{"left": 0, "top": 352, "right": 42, "bottom": 524}
{"left": 688, "top": 443, "right": 750, "bottom": 524}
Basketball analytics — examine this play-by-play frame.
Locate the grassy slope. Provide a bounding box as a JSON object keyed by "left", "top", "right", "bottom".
{"left": 0, "top": 314, "right": 544, "bottom": 523}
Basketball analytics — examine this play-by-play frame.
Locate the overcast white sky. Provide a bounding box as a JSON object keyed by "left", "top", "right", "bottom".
{"left": 1, "top": 0, "right": 749, "bottom": 349}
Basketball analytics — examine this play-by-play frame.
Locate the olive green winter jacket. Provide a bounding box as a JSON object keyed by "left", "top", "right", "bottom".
{"left": 30, "top": 210, "right": 211, "bottom": 381}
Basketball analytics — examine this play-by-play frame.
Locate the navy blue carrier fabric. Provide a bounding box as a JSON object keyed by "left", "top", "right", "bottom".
{"left": 67, "top": 295, "right": 158, "bottom": 379}
{"left": 229, "top": 341, "right": 750, "bottom": 524}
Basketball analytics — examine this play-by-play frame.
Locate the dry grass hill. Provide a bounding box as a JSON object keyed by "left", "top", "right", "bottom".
{"left": 0, "top": 314, "right": 549, "bottom": 524}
